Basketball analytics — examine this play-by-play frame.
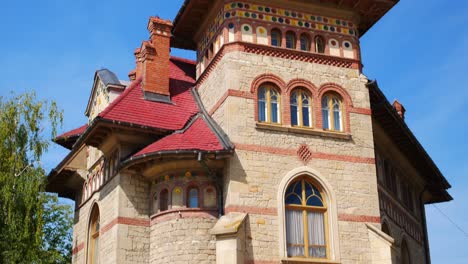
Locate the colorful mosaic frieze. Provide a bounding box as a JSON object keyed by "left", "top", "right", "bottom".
{"left": 153, "top": 170, "right": 210, "bottom": 184}
{"left": 197, "top": 1, "right": 358, "bottom": 58}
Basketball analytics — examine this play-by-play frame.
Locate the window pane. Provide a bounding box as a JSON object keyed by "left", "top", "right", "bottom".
{"left": 271, "top": 102, "right": 279, "bottom": 123}
{"left": 333, "top": 110, "right": 341, "bottom": 131}
{"left": 286, "top": 210, "right": 305, "bottom": 257}
{"left": 259, "top": 101, "right": 266, "bottom": 121}
{"left": 322, "top": 110, "right": 329, "bottom": 130}
{"left": 171, "top": 187, "right": 183, "bottom": 208}
{"left": 291, "top": 105, "right": 298, "bottom": 126}
{"left": 286, "top": 33, "right": 295, "bottom": 49}
{"left": 302, "top": 107, "right": 310, "bottom": 127}
{"left": 300, "top": 36, "right": 309, "bottom": 51}
{"left": 285, "top": 193, "right": 302, "bottom": 205}
{"left": 188, "top": 188, "right": 199, "bottom": 208}
{"left": 307, "top": 212, "right": 326, "bottom": 258}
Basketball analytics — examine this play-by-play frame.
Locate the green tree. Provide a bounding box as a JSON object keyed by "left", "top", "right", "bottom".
{"left": 0, "top": 92, "right": 72, "bottom": 263}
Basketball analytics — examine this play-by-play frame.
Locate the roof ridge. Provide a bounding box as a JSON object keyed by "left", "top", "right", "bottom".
{"left": 99, "top": 76, "right": 142, "bottom": 118}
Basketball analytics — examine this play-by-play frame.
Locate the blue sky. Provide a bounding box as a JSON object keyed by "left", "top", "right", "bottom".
{"left": 0, "top": 0, "right": 466, "bottom": 262}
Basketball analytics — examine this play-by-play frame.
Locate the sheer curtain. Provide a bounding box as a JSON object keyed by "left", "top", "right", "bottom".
{"left": 307, "top": 212, "right": 326, "bottom": 258}
{"left": 286, "top": 210, "right": 304, "bottom": 257}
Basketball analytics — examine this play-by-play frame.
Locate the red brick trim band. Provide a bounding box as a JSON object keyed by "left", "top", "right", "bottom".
{"left": 225, "top": 205, "right": 277, "bottom": 216}
{"left": 338, "top": 213, "right": 381, "bottom": 223}
{"left": 209, "top": 89, "right": 255, "bottom": 115}
{"left": 101, "top": 216, "right": 150, "bottom": 235}
{"left": 72, "top": 242, "right": 85, "bottom": 255}
{"left": 350, "top": 107, "right": 372, "bottom": 115}
{"left": 234, "top": 143, "right": 375, "bottom": 164}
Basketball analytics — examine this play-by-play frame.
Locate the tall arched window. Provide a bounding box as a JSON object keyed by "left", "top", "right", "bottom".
{"left": 285, "top": 177, "right": 327, "bottom": 258}
{"left": 286, "top": 31, "right": 296, "bottom": 49}
{"left": 258, "top": 85, "right": 281, "bottom": 124}
{"left": 300, "top": 33, "right": 310, "bottom": 51}
{"left": 88, "top": 204, "right": 100, "bottom": 264}
{"left": 171, "top": 187, "right": 183, "bottom": 208}
{"left": 321, "top": 94, "right": 343, "bottom": 131}
{"left": 271, "top": 29, "right": 282, "bottom": 47}
{"left": 401, "top": 240, "right": 411, "bottom": 264}
{"left": 159, "top": 189, "right": 168, "bottom": 212}
{"left": 188, "top": 188, "right": 199, "bottom": 208}
{"left": 315, "top": 36, "right": 325, "bottom": 54}
{"left": 290, "top": 89, "right": 312, "bottom": 127}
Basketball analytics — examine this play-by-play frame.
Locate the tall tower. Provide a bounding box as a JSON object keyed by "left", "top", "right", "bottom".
{"left": 172, "top": 0, "right": 398, "bottom": 262}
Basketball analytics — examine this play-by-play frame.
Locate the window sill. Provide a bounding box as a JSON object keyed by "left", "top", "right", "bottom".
{"left": 256, "top": 123, "right": 351, "bottom": 140}
{"left": 281, "top": 258, "right": 340, "bottom": 264}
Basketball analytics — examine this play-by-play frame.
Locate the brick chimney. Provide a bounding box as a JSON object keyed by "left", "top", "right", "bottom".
{"left": 393, "top": 100, "right": 406, "bottom": 120}
{"left": 139, "top": 17, "right": 173, "bottom": 101}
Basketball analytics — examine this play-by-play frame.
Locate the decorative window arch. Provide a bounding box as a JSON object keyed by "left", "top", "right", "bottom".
{"left": 285, "top": 176, "right": 328, "bottom": 259}
{"left": 321, "top": 93, "right": 343, "bottom": 132}
{"left": 258, "top": 84, "right": 281, "bottom": 124}
{"left": 300, "top": 33, "right": 311, "bottom": 51}
{"left": 290, "top": 88, "right": 313, "bottom": 127}
{"left": 401, "top": 239, "right": 411, "bottom": 264}
{"left": 187, "top": 187, "right": 199, "bottom": 208}
{"left": 286, "top": 31, "right": 296, "bottom": 49}
{"left": 87, "top": 204, "right": 100, "bottom": 264}
{"left": 159, "top": 189, "right": 168, "bottom": 212}
{"left": 271, "top": 28, "right": 282, "bottom": 47}
{"left": 315, "top": 35, "right": 325, "bottom": 54}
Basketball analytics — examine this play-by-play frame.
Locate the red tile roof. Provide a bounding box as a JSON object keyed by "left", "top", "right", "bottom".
{"left": 55, "top": 124, "right": 88, "bottom": 140}
{"left": 133, "top": 116, "right": 224, "bottom": 157}
{"left": 98, "top": 57, "right": 198, "bottom": 131}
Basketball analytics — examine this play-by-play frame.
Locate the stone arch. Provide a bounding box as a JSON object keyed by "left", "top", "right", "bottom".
{"left": 277, "top": 166, "right": 341, "bottom": 261}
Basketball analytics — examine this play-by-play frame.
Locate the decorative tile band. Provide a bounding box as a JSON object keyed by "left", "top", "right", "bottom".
{"left": 198, "top": 1, "right": 358, "bottom": 57}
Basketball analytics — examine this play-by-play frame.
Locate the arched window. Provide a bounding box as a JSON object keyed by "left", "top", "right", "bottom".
{"left": 300, "top": 33, "right": 310, "bottom": 51}
{"left": 88, "top": 204, "right": 100, "bottom": 264}
{"left": 258, "top": 85, "right": 281, "bottom": 124}
{"left": 290, "top": 89, "right": 312, "bottom": 127}
{"left": 401, "top": 240, "right": 411, "bottom": 264}
{"left": 203, "top": 186, "right": 217, "bottom": 208}
{"left": 315, "top": 36, "right": 325, "bottom": 54}
{"left": 159, "top": 189, "right": 168, "bottom": 212}
{"left": 321, "top": 94, "right": 343, "bottom": 131}
{"left": 285, "top": 177, "right": 327, "bottom": 258}
{"left": 188, "top": 188, "right": 199, "bottom": 208}
{"left": 171, "top": 187, "right": 183, "bottom": 208}
{"left": 271, "top": 28, "right": 282, "bottom": 47}
{"left": 286, "top": 31, "right": 296, "bottom": 49}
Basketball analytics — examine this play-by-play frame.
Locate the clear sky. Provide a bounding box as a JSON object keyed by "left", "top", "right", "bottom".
{"left": 0, "top": 0, "right": 466, "bottom": 262}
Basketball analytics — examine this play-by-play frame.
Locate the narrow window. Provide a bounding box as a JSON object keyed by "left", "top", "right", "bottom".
{"left": 159, "top": 189, "right": 168, "bottom": 212}
{"left": 188, "top": 188, "right": 199, "bottom": 208}
{"left": 171, "top": 187, "right": 183, "bottom": 208}
{"left": 300, "top": 34, "right": 310, "bottom": 51}
{"left": 271, "top": 29, "right": 282, "bottom": 47}
{"left": 401, "top": 240, "right": 411, "bottom": 264}
{"left": 285, "top": 178, "right": 327, "bottom": 258}
{"left": 322, "top": 94, "right": 343, "bottom": 131}
{"left": 203, "top": 186, "right": 217, "bottom": 208}
{"left": 88, "top": 204, "right": 100, "bottom": 264}
{"left": 258, "top": 85, "right": 281, "bottom": 124}
{"left": 315, "top": 36, "right": 325, "bottom": 54}
{"left": 291, "top": 89, "right": 312, "bottom": 127}
{"left": 286, "top": 31, "right": 296, "bottom": 49}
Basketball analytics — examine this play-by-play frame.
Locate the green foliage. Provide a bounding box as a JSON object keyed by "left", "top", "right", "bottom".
{"left": 0, "top": 92, "right": 72, "bottom": 263}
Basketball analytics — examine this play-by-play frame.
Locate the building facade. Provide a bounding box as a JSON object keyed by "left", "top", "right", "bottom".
{"left": 47, "top": 1, "right": 451, "bottom": 263}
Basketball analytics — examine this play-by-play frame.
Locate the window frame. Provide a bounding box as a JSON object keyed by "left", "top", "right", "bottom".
{"left": 285, "top": 31, "right": 297, "bottom": 49}
{"left": 299, "top": 33, "right": 311, "bottom": 51}
{"left": 290, "top": 88, "right": 313, "bottom": 128}
{"left": 315, "top": 35, "right": 326, "bottom": 54}
{"left": 87, "top": 204, "right": 100, "bottom": 264}
{"left": 258, "top": 84, "right": 282, "bottom": 124}
{"left": 321, "top": 93, "right": 344, "bottom": 132}
{"left": 284, "top": 176, "right": 330, "bottom": 260}
{"left": 271, "top": 28, "right": 282, "bottom": 47}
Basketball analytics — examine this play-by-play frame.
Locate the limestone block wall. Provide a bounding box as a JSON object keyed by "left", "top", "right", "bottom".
{"left": 150, "top": 216, "right": 217, "bottom": 263}
{"left": 200, "top": 51, "right": 382, "bottom": 263}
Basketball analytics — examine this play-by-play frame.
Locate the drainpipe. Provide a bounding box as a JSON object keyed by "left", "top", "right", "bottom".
{"left": 419, "top": 186, "right": 431, "bottom": 264}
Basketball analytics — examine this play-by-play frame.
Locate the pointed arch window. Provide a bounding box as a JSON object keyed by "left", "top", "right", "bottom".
{"left": 300, "top": 34, "right": 310, "bottom": 51}
{"left": 258, "top": 85, "right": 281, "bottom": 124}
{"left": 315, "top": 36, "right": 325, "bottom": 54}
{"left": 286, "top": 31, "right": 296, "bottom": 49}
{"left": 290, "top": 89, "right": 312, "bottom": 127}
{"left": 271, "top": 29, "right": 282, "bottom": 47}
{"left": 321, "top": 94, "right": 343, "bottom": 131}
{"left": 88, "top": 204, "right": 100, "bottom": 264}
{"left": 285, "top": 177, "right": 328, "bottom": 259}
{"left": 159, "top": 189, "right": 168, "bottom": 212}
